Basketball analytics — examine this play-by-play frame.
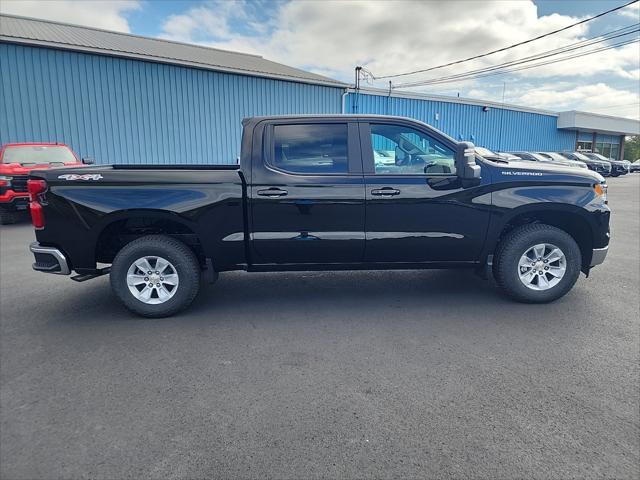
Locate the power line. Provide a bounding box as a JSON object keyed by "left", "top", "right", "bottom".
{"left": 395, "top": 37, "right": 639, "bottom": 88}
{"left": 395, "top": 24, "right": 639, "bottom": 87}
{"left": 372, "top": 0, "right": 639, "bottom": 80}
{"left": 397, "top": 38, "right": 639, "bottom": 87}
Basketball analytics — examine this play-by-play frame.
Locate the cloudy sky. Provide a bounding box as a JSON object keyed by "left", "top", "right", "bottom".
{"left": 1, "top": 0, "right": 639, "bottom": 119}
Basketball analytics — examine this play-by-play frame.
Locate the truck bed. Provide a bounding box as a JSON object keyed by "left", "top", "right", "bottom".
{"left": 29, "top": 164, "right": 247, "bottom": 271}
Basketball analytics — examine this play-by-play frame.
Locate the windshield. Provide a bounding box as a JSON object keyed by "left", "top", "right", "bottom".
{"left": 474, "top": 147, "right": 496, "bottom": 157}
{"left": 1, "top": 145, "right": 77, "bottom": 165}
{"left": 571, "top": 152, "right": 591, "bottom": 161}
{"left": 587, "top": 152, "right": 609, "bottom": 161}
{"left": 539, "top": 152, "right": 567, "bottom": 161}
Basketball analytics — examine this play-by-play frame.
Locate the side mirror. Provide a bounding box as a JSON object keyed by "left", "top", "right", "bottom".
{"left": 394, "top": 146, "right": 406, "bottom": 165}
{"left": 455, "top": 142, "right": 481, "bottom": 179}
{"left": 82, "top": 157, "right": 94, "bottom": 165}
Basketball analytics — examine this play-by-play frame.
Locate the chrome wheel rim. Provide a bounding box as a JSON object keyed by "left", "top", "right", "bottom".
{"left": 126, "top": 256, "right": 179, "bottom": 304}
{"left": 518, "top": 243, "right": 567, "bottom": 291}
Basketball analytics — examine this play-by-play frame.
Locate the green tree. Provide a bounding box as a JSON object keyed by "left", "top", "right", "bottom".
{"left": 624, "top": 135, "right": 640, "bottom": 161}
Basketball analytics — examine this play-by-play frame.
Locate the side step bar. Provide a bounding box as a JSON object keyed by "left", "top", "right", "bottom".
{"left": 71, "top": 267, "right": 111, "bottom": 282}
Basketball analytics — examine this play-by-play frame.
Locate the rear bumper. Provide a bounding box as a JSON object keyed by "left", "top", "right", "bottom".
{"left": 590, "top": 246, "right": 608, "bottom": 267}
{"left": 29, "top": 242, "right": 71, "bottom": 275}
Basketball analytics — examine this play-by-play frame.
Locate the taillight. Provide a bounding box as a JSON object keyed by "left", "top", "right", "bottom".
{"left": 27, "top": 179, "right": 47, "bottom": 230}
{"left": 28, "top": 179, "right": 47, "bottom": 201}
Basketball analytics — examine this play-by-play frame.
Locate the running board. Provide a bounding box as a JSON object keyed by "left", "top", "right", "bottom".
{"left": 71, "top": 267, "right": 111, "bottom": 282}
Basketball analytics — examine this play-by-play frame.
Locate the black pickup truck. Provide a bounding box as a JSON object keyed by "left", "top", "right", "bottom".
{"left": 27, "top": 115, "right": 610, "bottom": 317}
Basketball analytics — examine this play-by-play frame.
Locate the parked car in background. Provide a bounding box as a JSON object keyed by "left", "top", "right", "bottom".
{"left": 0, "top": 143, "right": 84, "bottom": 224}
{"left": 630, "top": 160, "right": 640, "bottom": 173}
{"left": 474, "top": 147, "right": 519, "bottom": 162}
{"left": 536, "top": 152, "right": 588, "bottom": 170}
{"left": 558, "top": 151, "right": 611, "bottom": 176}
{"left": 583, "top": 152, "right": 630, "bottom": 176}
{"left": 508, "top": 151, "right": 574, "bottom": 167}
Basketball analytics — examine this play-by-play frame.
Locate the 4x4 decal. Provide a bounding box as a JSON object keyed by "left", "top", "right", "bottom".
{"left": 58, "top": 174, "right": 103, "bottom": 181}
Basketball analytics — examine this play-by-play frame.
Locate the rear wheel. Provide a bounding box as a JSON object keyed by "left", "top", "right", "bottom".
{"left": 110, "top": 235, "right": 200, "bottom": 317}
{"left": 493, "top": 224, "right": 582, "bottom": 303}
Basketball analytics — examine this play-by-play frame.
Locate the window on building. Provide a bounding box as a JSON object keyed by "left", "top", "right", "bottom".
{"left": 594, "top": 140, "right": 620, "bottom": 159}
{"left": 369, "top": 123, "right": 456, "bottom": 175}
{"left": 272, "top": 124, "right": 349, "bottom": 174}
{"left": 611, "top": 145, "right": 620, "bottom": 160}
{"left": 577, "top": 141, "right": 593, "bottom": 152}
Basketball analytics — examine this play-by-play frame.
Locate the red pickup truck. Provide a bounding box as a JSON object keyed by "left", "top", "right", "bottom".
{"left": 0, "top": 143, "right": 84, "bottom": 224}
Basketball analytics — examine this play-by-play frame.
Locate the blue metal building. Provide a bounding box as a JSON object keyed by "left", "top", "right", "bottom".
{"left": 347, "top": 91, "right": 577, "bottom": 152}
{"left": 1, "top": 14, "right": 638, "bottom": 164}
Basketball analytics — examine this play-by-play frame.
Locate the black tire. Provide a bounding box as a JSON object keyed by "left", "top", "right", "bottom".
{"left": 493, "top": 224, "right": 582, "bottom": 303}
{"left": 0, "top": 210, "right": 17, "bottom": 225}
{"left": 110, "top": 235, "right": 201, "bottom": 318}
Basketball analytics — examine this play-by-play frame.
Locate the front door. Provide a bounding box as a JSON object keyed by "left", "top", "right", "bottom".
{"left": 250, "top": 121, "right": 365, "bottom": 265}
{"left": 361, "top": 121, "right": 490, "bottom": 263}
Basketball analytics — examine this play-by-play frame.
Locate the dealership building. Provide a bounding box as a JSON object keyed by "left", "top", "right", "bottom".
{"left": 1, "top": 14, "right": 639, "bottom": 165}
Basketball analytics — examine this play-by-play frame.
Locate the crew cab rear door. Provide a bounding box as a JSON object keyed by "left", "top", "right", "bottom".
{"left": 249, "top": 119, "right": 365, "bottom": 265}
{"left": 360, "top": 120, "right": 490, "bottom": 263}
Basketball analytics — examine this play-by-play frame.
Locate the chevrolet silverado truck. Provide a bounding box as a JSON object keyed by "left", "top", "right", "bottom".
{"left": 0, "top": 143, "right": 83, "bottom": 224}
{"left": 27, "top": 115, "right": 610, "bottom": 317}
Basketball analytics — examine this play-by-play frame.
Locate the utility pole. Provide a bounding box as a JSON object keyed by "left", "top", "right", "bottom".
{"left": 353, "top": 66, "right": 362, "bottom": 113}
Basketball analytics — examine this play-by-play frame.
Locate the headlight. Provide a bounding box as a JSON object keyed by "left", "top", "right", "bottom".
{"left": 594, "top": 183, "right": 607, "bottom": 203}
{"left": 0, "top": 176, "right": 13, "bottom": 187}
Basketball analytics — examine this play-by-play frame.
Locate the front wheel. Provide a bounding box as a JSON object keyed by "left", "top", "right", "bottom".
{"left": 110, "top": 235, "right": 201, "bottom": 317}
{"left": 493, "top": 224, "right": 582, "bottom": 303}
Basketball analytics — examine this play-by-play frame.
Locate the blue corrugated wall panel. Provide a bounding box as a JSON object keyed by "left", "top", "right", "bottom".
{"left": 347, "top": 92, "right": 576, "bottom": 152}
{"left": 0, "top": 43, "right": 343, "bottom": 164}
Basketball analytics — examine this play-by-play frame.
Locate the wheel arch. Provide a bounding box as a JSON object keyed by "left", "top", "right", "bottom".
{"left": 488, "top": 204, "right": 595, "bottom": 270}
{"left": 92, "top": 210, "right": 205, "bottom": 265}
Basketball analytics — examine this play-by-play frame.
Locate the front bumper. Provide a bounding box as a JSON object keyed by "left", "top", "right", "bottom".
{"left": 0, "top": 191, "right": 29, "bottom": 211}
{"left": 596, "top": 164, "right": 612, "bottom": 176}
{"left": 590, "top": 246, "right": 608, "bottom": 267}
{"left": 611, "top": 165, "right": 628, "bottom": 175}
{"left": 29, "top": 242, "right": 71, "bottom": 275}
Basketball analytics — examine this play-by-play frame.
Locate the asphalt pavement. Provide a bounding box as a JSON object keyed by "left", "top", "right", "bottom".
{"left": 1, "top": 174, "right": 639, "bottom": 479}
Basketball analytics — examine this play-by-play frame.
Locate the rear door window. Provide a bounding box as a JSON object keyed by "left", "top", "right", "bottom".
{"left": 272, "top": 124, "right": 348, "bottom": 174}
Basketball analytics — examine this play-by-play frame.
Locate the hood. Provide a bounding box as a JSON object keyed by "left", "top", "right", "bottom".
{"left": 495, "top": 159, "right": 604, "bottom": 183}
{"left": 562, "top": 159, "right": 587, "bottom": 168}
{"left": 0, "top": 162, "right": 82, "bottom": 175}
{"left": 608, "top": 159, "right": 627, "bottom": 166}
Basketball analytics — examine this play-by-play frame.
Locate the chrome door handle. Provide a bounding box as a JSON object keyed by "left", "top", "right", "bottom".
{"left": 257, "top": 188, "right": 288, "bottom": 197}
{"left": 371, "top": 188, "right": 400, "bottom": 196}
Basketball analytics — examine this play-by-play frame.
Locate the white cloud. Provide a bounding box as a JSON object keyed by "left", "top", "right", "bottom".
{"left": 159, "top": 0, "right": 639, "bottom": 88}
{"left": 516, "top": 83, "right": 640, "bottom": 119}
{"left": 0, "top": 0, "right": 140, "bottom": 33}
{"left": 161, "top": 1, "right": 245, "bottom": 43}
{"left": 618, "top": 2, "right": 639, "bottom": 20}
{"left": 463, "top": 81, "right": 639, "bottom": 119}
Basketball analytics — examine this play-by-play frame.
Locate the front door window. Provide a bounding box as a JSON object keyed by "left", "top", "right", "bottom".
{"left": 370, "top": 124, "right": 456, "bottom": 175}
